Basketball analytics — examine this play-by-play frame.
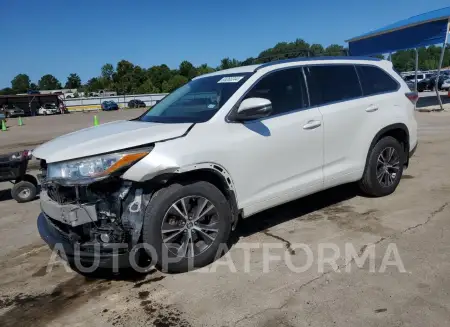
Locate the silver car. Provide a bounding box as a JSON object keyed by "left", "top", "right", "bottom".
{"left": 3, "top": 105, "right": 24, "bottom": 118}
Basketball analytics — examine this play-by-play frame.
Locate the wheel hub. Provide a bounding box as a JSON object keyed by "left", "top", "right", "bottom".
{"left": 161, "top": 196, "right": 220, "bottom": 258}
{"left": 377, "top": 147, "right": 400, "bottom": 187}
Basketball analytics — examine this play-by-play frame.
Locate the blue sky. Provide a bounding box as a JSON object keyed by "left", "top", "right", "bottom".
{"left": 0, "top": 0, "right": 448, "bottom": 88}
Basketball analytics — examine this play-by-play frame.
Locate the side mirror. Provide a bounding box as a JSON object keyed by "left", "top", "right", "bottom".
{"left": 234, "top": 97, "right": 272, "bottom": 121}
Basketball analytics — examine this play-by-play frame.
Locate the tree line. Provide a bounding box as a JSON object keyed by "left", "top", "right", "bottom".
{"left": 1, "top": 39, "right": 449, "bottom": 96}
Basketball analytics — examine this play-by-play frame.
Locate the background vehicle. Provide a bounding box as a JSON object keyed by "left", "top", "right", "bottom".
{"left": 0, "top": 150, "right": 38, "bottom": 203}
{"left": 3, "top": 104, "right": 24, "bottom": 118}
{"left": 38, "top": 103, "right": 59, "bottom": 115}
{"left": 34, "top": 57, "right": 418, "bottom": 274}
{"left": 101, "top": 100, "right": 119, "bottom": 111}
{"left": 128, "top": 99, "right": 146, "bottom": 108}
{"left": 417, "top": 74, "right": 449, "bottom": 92}
{"left": 442, "top": 78, "right": 450, "bottom": 91}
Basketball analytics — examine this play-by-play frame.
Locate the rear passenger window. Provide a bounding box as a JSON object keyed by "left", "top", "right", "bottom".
{"left": 243, "top": 68, "right": 308, "bottom": 116}
{"left": 356, "top": 65, "right": 398, "bottom": 96}
{"left": 305, "top": 65, "right": 362, "bottom": 106}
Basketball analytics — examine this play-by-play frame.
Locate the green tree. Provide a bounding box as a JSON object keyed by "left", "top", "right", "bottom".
{"left": 64, "top": 73, "right": 82, "bottom": 89}
{"left": 38, "top": 74, "right": 62, "bottom": 90}
{"left": 137, "top": 79, "right": 159, "bottom": 94}
{"left": 147, "top": 65, "right": 173, "bottom": 90}
{"left": 101, "top": 63, "right": 114, "bottom": 81}
{"left": 11, "top": 74, "right": 31, "bottom": 93}
{"left": 0, "top": 87, "right": 13, "bottom": 95}
{"left": 161, "top": 80, "right": 170, "bottom": 93}
{"left": 30, "top": 82, "right": 39, "bottom": 91}
{"left": 179, "top": 61, "right": 197, "bottom": 79}
{"left": 196, "top": 64, "right": 215, "bottom": 76}
{"left": 310, "top": 44, "right": 324, "bottom": 56}
{"left": 219, "top": 58, "right": 240, "bottom": 70}
{"left": 324, "top": 44, "right": 346, "bottom": 56}
{"left": 165, "top": 75, "right": 188, "bottom": 92}
{"left": 85, "top": 77, "right": 104, "bottom": 92}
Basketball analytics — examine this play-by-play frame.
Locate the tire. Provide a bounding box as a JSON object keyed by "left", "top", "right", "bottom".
{"left": 142, "top": 182, "right": 232, "bottom": 273}
{"left": 11, "top": 181, "right": 37, "bottom": 203}
{"left": 359, "top": 136, "right": 405, "bottom": 197}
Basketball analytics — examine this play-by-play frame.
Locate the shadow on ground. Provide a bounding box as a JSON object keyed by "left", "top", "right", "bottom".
{"left": 236, "top": 183, "right": 359, "bottom": 238}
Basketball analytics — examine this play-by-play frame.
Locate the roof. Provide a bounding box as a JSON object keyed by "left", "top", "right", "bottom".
{"left": 195, "top": 56, "right": 383, "bottom": 79}
{"left": 193, "top": 65, "right": 260, "bottom": 79}
{"left": 255, "top": 56, "right": 380, "bottom": 70}
{"left": 347, "top": 6, "right": 450, "bottom": 42}
{"left": 347, "top": 7, "right": 450, "bottom": 56}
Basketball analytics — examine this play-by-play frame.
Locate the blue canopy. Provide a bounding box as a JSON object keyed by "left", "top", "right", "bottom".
{"left": 347, "top": 7, "right": 450, "bottom": 56}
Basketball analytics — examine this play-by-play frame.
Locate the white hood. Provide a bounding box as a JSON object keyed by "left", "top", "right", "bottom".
{"left": 33, "top": 120, "right": 193, "bottom": 163}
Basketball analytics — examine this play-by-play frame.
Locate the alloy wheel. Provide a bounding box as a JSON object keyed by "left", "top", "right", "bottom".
{"left": 161, "top": 196, "right": 219, "bottom": 258}
{"left": 376, "top": 147, "right": 400, "bottom": 187}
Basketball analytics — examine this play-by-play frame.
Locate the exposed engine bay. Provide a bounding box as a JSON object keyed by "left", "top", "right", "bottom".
{"left": 39, "top": 161, "right": 152, "bottom": 251}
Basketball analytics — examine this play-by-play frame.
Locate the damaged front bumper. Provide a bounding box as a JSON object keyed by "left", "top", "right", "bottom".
{"left": 37, "top": 176, "right": 152, "bottom": 270}
{"left": 37, "top": 213, "right": 131, "bottom": 268}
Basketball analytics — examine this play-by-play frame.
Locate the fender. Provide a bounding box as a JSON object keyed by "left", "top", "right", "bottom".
{"left": 172, "top": 163, "right": 240, "bottom": 230}
{"left": 365, "top": 123, "right": 410, "bottom": 166}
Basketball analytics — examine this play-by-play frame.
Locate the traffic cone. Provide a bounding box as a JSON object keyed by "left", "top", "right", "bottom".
{"left": 1, "top": 120, "right": 7, "bottom": 131}
{"left": 18, "top": 116, "right": 23, "bottom": 126}
{"left": 93, "top": 115, "right": 99, "bottom": 126}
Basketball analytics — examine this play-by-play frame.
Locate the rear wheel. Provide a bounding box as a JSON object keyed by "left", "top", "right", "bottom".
{"left": 11, "top": 181, "right": 37, "bottom": 203}
{"left": 142, "top": 182, "right": 232, "bottom": 273}
{"left": 359, "top": 136, "right": 405, "bottom": 197}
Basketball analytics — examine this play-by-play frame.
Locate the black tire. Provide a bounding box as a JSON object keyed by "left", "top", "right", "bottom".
{"left": 11, "top": 181, "right": 37, "bottom": 203}
{"left": 359, "top": 136, "right": 405, "bottom": 197}
{"left": 142, "top": 182, "right": 232, "bottom": 273}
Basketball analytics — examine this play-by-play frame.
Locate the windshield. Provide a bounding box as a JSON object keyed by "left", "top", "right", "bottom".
{"left": 139, "top": 73, "right": 252, "bottom": 123}
{"left": 45, "top": 103, "right": 57, "bottom": 109}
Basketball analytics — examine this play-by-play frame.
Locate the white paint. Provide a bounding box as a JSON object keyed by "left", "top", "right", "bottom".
{"left": 35, "top": 58, "right": 418, "bottom": 220}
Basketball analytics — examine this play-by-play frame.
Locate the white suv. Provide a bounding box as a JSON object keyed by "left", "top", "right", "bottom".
{"left": 34, "top": 57, "right": 418, "bottom": 273}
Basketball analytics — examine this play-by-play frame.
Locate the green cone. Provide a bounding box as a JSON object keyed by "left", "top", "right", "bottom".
{"left": 18, "top": 116, "right": 23, "bottom": 126}
{"left": 94, "top": 115, "right": 99, "bottom": 126}
{"left": 1, "top": 120, "right": 7, "bottom": 131}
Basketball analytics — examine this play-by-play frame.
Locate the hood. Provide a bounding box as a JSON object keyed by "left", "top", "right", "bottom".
{"left": 33, "top": 120, "right": 193, "bottom": 163}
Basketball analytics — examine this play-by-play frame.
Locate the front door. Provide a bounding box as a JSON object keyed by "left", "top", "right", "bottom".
{"left": 226, "top": 67, "right": 324, "bottom": 216}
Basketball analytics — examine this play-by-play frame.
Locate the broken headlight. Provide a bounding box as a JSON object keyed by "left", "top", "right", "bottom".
{"left": 47, "top": 150, "right": 149, "bottom": 182}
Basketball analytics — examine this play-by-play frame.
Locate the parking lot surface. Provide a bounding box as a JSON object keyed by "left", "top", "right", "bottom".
{"left": 1, "top": 111, "right": 450, "bottom": 327}
{"left": 0, "top": 109, "right": 147, "bottom": 155}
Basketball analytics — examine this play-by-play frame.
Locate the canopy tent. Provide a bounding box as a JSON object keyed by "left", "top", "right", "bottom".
{"left": 346, "top": 7, "right": 450, "bottom": 110}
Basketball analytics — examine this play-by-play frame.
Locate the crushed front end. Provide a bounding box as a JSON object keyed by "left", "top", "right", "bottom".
{"left": 36, "top": 151, "right": 153, "bottom": 270}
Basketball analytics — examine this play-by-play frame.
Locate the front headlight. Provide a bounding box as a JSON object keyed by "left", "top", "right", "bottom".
{"left": 47, "top": 150, "right": 149, "bottom": 181}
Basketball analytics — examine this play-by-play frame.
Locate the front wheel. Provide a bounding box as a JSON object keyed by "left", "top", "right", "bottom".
{"left": 359, "top": 136, "right": 405, "bottom": 197}
{"left": 142, "top": 182, "right": 232, "bottom": 273}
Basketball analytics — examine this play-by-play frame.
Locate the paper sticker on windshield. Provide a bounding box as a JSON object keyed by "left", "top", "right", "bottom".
{"left": 217, "top": 76, "right": 244, "bottom": 83}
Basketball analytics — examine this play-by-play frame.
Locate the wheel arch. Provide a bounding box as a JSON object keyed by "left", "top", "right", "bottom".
{"left": 147, "top": 163, "right": 240, "bottom": 229}
{"left": 366, "top": 123, "right": 410, "bottom": 167}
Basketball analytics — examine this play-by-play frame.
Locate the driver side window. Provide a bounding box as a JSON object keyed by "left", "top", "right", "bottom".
{"left": 243, "top": 67, "right": 308, "bottom": 116}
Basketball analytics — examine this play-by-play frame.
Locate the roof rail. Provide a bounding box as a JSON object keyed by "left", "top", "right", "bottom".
{"left": 254, "top": 56, "right": 382, "bottom": 71}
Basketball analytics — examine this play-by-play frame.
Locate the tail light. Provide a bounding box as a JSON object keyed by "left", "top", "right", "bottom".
{"left": 405, "top": 92, "right": 419, "bottom": 105}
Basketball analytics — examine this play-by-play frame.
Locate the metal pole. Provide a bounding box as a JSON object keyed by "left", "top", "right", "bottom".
{"left": 435, "top": 20, "right": 449, "bottom": 111}
{"left": 414, "top": 49, "right": 419, "bottom": 93}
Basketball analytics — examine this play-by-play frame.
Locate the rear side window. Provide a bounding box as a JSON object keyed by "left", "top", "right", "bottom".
{"left": 305, "top": 65, "right": 362, "bottom": 106}
{"left": 356, "top": 65, "right": 398, "bottom": 96}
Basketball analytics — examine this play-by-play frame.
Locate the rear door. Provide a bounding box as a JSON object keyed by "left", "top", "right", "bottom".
{"left": 305, "top": 64, "right": 367, "bottom": 188}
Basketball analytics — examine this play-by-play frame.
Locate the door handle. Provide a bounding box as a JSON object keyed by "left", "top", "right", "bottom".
{"left": 303, "top": 120, "right": 322, "bottom": 130}
{"left": 366, "top": 105, "right": 379, "bottom": 112}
